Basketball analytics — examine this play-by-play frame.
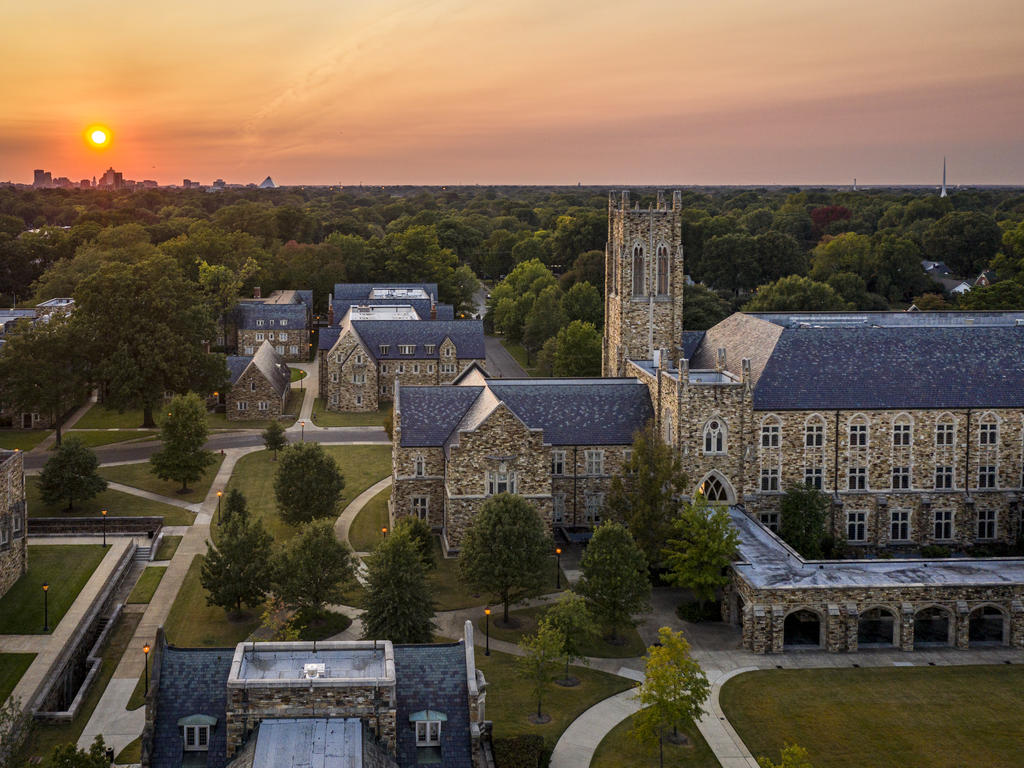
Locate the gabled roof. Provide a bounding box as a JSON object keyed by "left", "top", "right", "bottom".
{"left": 350, "top": 320, "right": 485, "bottom": 360}
{"left": 319, "top": 326, "right": 342, "bottom": 351}
{"left": 393, "top": 644, "right": 473, "bottom": 768}
{"left": 227, "top": 342, "right": 290, "bottom": 398}
{"left": 754, "top": 325, "right": 1024, "bottom": 410}
{"left": 399, "top": 386, "right": 484, "bottom": 447}
{"left": 235, "top": 301, "right": 307, "bottom": 329}
{"left": 680, "top": 330, "right": 705, "bottom": 360}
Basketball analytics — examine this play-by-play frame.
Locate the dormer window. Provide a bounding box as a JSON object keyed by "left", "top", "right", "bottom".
{"left": 280, "top": 319, "right": 288, "bottom": 327}
{"left": 410, "top": 710, "right": 446, "bottom": 751}
{"left": 178, "top": 714, "right": 217, "bottom": 753}
{"left": 256, "top": 319, "right": 265, "bottom": 327}
{"left": 425, "top": 344, "right": 436, "bottom": 355}
{"left": 399, "top": 344, "right": 415, "bottom": 355}
{"left": 379, "top": 344, "right": 390, "bottom": 356}
{"left": 416, "top": 721, "right": 441, "bottom": 746}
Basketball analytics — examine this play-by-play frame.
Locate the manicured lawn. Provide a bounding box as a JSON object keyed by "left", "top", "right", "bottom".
{"left": 0, "top": 653, "right": 35, "bottom": 702}
{"left": 312, "top": 398, "right": 392, "bottom": 428}
{"left": 592, "top": 712, "right": 719, "bottom": 768}
{"left": 721, "top": 666, "right": 1024, "bottom": 768}
{"left": 219, "top": 445, "right": 391, "bottom": 543}
{"left": 477, "top": 649, "right": 633, "bottom": 752}
{"left": 291, "top": 368, "right": 307, "bottom": 382}
{"left": 74, "top": 405, "right": 150, "bottom": 430}
{"left": 154, "top": 535, "right": 182, "bottom": 561}
{"left": 99, "top": 454, "right": 224, "bottom": 504}
{"left": 163, "top": 555, "right": 262, "bottom": 647}
{"left": 127, "top": 566, "right": 165, "bottom": 604}
{"left": 348, "top": 487, "right": 390, "bottom": 551}
{"left": 0, "top": 545, "right": 107, "bottom": 635}
{"left": 474, "top": 603, "right": 646, "bottom": 658}
{"left": 500, "top": 340, "right": 539, "bottom": 376}
{"left": 428, "top": 540, "right": 490, "bottom": 612}
{"left": 0, "top": 430, "right": 50, "bottom": 451}
{"left": 26, "top": 477, "right": 195, "bottom": 526}
{"left": 114, "top": 737, "right": 141, "bottom": 765}
{"left": 61, "top": 430, "right": 157, "bottom": 449}
{"left": 207, "top": 389, "right": 305, "bottom": 430}
{"left": 16, "top": 612, "right": 141, "bottom": 767}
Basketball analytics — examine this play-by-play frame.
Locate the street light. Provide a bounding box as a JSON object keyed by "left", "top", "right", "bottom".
{"left": 381, "top": 526, "right": 388, "bottom": 540}
{"left": 143, "top": 644, "right": 151, "bottom": 693}
{"left": 42, "top": 582, "right": 49, "bottom": 632}
{"left": 300, "top": 420, "right": 305, "bottom": 441}
{"left": 484, "top": 608, "right": 491, "bottom": 656}
{"left": 101, "top": 509, "right": 108, "bottom": 547}
{"left": 217, "top": 491, "right": 223, "bottom": 524}
{"left": 555, "top": 547, "right": 562, "bottom": 589}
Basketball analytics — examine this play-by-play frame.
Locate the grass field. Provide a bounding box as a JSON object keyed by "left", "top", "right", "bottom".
{"left": 154, "top": 535, "right": 182, "bottom": 561}
{"left": 163, "top": 555, "right": 262, "bottom": 647}
{"left": 474, "top": 604, "right": 646, "bottom": 658}
{"left": 0, "top": 430, "right": 50, "bottom": 451}
{"left": 74, "top": 405, "right": 151, "bottom": 430}
{"left": 127, "top": 566, "right": 165, "bottom": 604}
{"left": 721, "top": 666, "right": 1024, "bottom": 768}
{"left": 591, "top": 712, "right": 719, "bottom": 768}
{"left": 0, "top": 545, "right": 107, "bottom": 635}
{"left": 500, "top": 340, "right": 539, "bottom": 376}
{"left": 312, "top": 398, "right": 392, "bottom": 428}
{"left": 219, "top": 444, "right": 391, "bottom": 543}
{"left": 291, "top": 368, "right": 307, "bottom": 382}
{"left": 114, "top": 737, "right": 141, "bottom": 765}
{"left": 99, "top": 454, "right": 224, "bottom": 504}
{"left": 348, "top": 486, "right": 390, "bottom": 551}
{"left": 0, "top": 653, "right": 35, "bottom": 702}
{"left": 16, "top": 612, "right": 141, "bottom": 767}
{"left": 26, "top": 477, "right": 195, "bottom": 526}
{"left": 61, "top": 430, "right": 158, "bottom": 449}
{"left": 477, "top": 649, "right": 633, "bottom": 752}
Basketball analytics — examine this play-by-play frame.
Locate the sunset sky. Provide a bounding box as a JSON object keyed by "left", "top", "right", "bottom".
{"left": 3, "top": 0, "right": 1022, "bottom": 186}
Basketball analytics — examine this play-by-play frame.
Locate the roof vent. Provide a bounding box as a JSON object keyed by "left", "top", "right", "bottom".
{"left": 303, "top": 663, "right": 326, "bottom": 679}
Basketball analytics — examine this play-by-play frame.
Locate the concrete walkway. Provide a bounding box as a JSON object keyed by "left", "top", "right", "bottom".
{"left": 104, "top": 481, "right": 201, "bottom": 511}
{"left": 29, "top": 391, "right": 98, "bottom": 454}
{"left": 288, "top": 358, "right": 319, "bottom": 428}
{"left": 334, "top": 476, "right": 392, "bottom": 556}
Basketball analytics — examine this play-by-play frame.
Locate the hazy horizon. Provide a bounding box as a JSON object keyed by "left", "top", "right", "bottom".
{"left": 4, "top": 0, "right": 1022, "bottom": 187}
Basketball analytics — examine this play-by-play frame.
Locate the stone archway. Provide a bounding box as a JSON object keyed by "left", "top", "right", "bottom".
{"left": 914, "top": 606, "right": 953, "bottom": 647}
{"left": 969, "top": 605, "right": 1007, "bottom": 646}
{"left": 697, "top": 471, "right": 736, "bottom": 505}
{"left": 858, "top": 607, "right": 898, "bottom": 647}
{"left": 783, "top": 609, "right": 822, "bottom": 648}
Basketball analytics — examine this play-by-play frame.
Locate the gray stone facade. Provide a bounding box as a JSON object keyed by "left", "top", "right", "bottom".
{"left": 225, "top": 344, "right": 291, "bottom": 421}
{"left": 0, "top": 450, "right": 28, "bottom": 598}
{"left": 236, "top": 327, "right": 310, "bottom": 362}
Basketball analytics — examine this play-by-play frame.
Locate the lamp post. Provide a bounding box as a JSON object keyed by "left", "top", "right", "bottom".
{"left": 484, "top": 608, "right": 491, "bottom": 656}
{"left": 42, "top": 582, "right": 49, "bottom": 632}
{"left": 381, "top": 526, "right": 388, "bottom": 540}
{"left": 216, "top": 491, "right": 223, "bottom": 524}
{"left": 300, "top": 420, "right": 305, "bottom": 441}
{"left": 143, "top": 644, "right": 151, "bottom": 694}
{"left": 101, "top": 509, "right": 108, "bottom": 547}
{"left": 555, "top": 547, "right": 562, "bottom": 589}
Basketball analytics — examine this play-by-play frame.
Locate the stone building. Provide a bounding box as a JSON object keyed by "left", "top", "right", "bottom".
{"left": 234, "top": 290, "right": 312, "bottom": 362}
{"left": 143, "top": 623, "right": 489, "bottom": 768}
{"left": 319, "top": 290, "right": 484, "bottom": 414}
{"left": 392, "top": 366, "right": 652, "bottom": 553}
{"left": 0, "top": 449, "right": 28, "bottom": 599}
{"left": 224, "top": 342, "right": 291, "bottom": 421}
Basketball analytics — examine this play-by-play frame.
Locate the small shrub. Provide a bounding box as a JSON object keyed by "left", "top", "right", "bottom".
{"left": 920, "top": 544, "right": 950, "bottom": 559}
{"left": 492, "top": 735, "right": 545, "bottom": 768}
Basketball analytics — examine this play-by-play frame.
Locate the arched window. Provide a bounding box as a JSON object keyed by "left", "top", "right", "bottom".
{"left": 663, "top": 409, "right": 673, "bottom": 445}
{"left": 700, "top": 474, "right": 731, "bottom": 502}
{"left": 892, "top": 413, "right": 913, "bottom": 447}
{"left": 632, "top": 244, "right": 645, "bottom": 296}
{"left": 703, "top": 419, "right": 726, "bottom": 454}
{"left": 656, "top": 244, "right": 669, "bottom": 295}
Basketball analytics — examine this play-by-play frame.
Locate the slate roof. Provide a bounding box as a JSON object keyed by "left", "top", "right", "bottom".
{"left": 235, "top": 301, "right": 307, "bottom": 330}
{"left": 393, "top": 644, "right": 473, "bottom": 768}
{"left": 295, "top": 290, "right": 314, "bottom": 312}
{"left": 754, "top": 326, "right": 1024, "bottom": 410}
{"left": 226, "top": 342, "right": 290, "bottom": 398}
{"left": 398, "top": 379, "right": 653, "bottom": 447}
{"left": 225, "top": 356, "right": 250, "bottom": 384}
{"left": 350, "top": 320, "right": 485, "bottom": 360}
{"left": 151, "top": 646, "right": 233, "bottom": 768}
{"left": 747, "top": 310, "right": 1024, "bottom": 328}
{"left": 319, "top": 326, "right": 342, "bottom": 351}
{"left": 680, "top": 330, "right": 705, "bottom": 360}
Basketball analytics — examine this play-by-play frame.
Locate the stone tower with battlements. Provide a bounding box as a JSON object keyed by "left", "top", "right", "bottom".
{"left": 602, "top": 190, "right": 685, "bottom": 377}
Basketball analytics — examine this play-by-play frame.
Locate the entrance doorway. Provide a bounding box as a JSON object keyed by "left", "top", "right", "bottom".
{"left": 783, "top": 610, "right": 821, "bottom": 648}
{"left": 914, "top": 606, "right": 952, "bottom": 647}
{"left": 969, "top": 606, "right": 1005, "bottom": 645}
{"left": 858, "top": 607, "right": 897, "bottom": 647}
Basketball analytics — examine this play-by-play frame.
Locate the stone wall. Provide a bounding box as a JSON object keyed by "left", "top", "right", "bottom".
{"left": 237, "top": 328, "right": 310, "bottom": 362}
{"left": 0, "top": 451, "right": 27, "bottom": 598}
{"left": 226, "top": 365, "right": 289, "bottom": 421}
{"left": 29, "top": 516, "right": 162, "bottom": 538}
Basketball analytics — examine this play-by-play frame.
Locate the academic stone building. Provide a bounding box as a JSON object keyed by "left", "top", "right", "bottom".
{"left": 390, "top": 189, "right": 1024, "bottom": 652}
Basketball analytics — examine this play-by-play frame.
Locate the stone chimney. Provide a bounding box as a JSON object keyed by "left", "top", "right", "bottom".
{"left": 430, "top": 293, "right": 437, "bottom": 320}
{"left": 716, "top": 347, "right": 727, "bottom": 372}
{"left": 741, "top": 358, "right": 751, "bottom": 384}
{"left": 253, "top": 286, "right": 261, "bottom": 300}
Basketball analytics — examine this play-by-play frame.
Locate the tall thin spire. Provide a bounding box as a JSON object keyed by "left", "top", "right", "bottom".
{"left": 940, "top": 157, "right": 948, "bottom": 198}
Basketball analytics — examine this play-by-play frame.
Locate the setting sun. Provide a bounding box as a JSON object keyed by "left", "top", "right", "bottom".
{"left": 86, "top": 126, "right": 110, "bottom": 147}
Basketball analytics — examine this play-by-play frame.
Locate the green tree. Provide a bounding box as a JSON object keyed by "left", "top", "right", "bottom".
{"left": 201, "top": 494, "right": 273, "bottom": 613}
{"left": 959, "top": 281, "right": 1024, "bottom": 310}
{"left": 360, "top": 526, "right": 435, "bottom": 643}
{"left": 630, "top": 627, "right": 711, "bottom": 760}
{"left": 663, "top": 496, "right": 739, "bottom": 614}
{"left": 489, "top": 259, "right": 559, "bottom": 342}
{"left": 51, "top": 736, "right": 110, "bottom": 768}
{"left": 74, "top": 252, "right": 226, "bottom": 427}
{"left": 221, "top": 488, "right": 248, "bottom": 525}
{"left": 809, "top": 232, "right": 873, "bottom": 282}
{"left": 516, "top": 620, "right": 562, "bottom": 722}
{"left": 577, "top": 522, "right": 651, "bottom": 642}
{"left": 0, "top": 315, "right": 90, "bottom": 445}
{"left": 522, "top": 284, "right": 564, "bottom": 362}
{"left": 702, "top": 233, "right": 760, "bottom": 294}
{"left": 542, "top": 592, "right": 595, "bottom": 684}
{"left": 274, "top": 443, "right": 346, "bottom": 525}
{"left": 394, "top": 514, "right": 436, "bottom": 571}
{"left": 458, "top": 494, "right": 552, "bottom": 623}
{"left": 758, "top": 744, "right": 815, "bottom": 768}
{"left": 607, "top": 422, "right": 688, "bottom": 565}
{"left": 924, "top": 211, "right": 1002, "bottom": 276}
{"left": 262, "top": 420, "right": 288, "bottom": 460}
{"left": 198, "top": 257, "right": 258, "bottom": 347}
{"left": 38, "top": 437, "right": 107, "bottom": 512}
{"left": 682, "top": 284, "right": 731, "bottom": 331}
{"left": 149, "top": 392, "right": 215, "bottom": 493}
{"left": 272, "top": 519, "right": 355, "bottom": 617}
{"left": 778, "top": 484, "right": 831, "bottom": 559}
{"left": 551, "top": 320, "right": 602, "bottom": 377}
{"left": 755, "top": 231, "right": 807, "bottom": 282}
{"left": 744, "top": 275, "right": 851, "bottom": 312}
{"left": 561, "top": 281, "right": 603, "bottom": 328}
{"left": 910, "top": 292, "right": 952, "bottom": 310}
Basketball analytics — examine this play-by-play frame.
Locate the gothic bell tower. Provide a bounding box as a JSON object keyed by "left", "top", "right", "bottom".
{"left": 601, "top": 190, "right": 685, "bottom": 377}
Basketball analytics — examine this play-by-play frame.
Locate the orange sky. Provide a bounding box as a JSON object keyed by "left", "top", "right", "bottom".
{"left": 2, "top": 0, "right": 1022, "bottom": 186}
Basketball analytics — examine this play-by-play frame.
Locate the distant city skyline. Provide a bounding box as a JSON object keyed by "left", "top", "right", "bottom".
{"left": 2, "top": 0, "right": 1022, "bottom": 186}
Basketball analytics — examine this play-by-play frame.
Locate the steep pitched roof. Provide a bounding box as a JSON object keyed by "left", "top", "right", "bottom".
{"left": 689, "top": 313, "right": 783, "bottom": 385}
{"left": 680, "top": 330, "right": 705, "bottom": 360}
{"left": 754, "top": 325, "right": 1024, "bottom": 410}
{"left": 393, "top": 644, "right": 473, "bottom": 768}
{"left": 399, "top": 386, "right": 483, "bottom": 447}
{"left": 227, "top": 342, "right": 290, "bottom": 398}
{"left": 151, "top": 647, "right": 233, "bottom": 768}
{"left": 350, "top": 320, "right": 485, "bottom": 360}
{"left": 319, "top": 327, "right": 342, "bottom": 351}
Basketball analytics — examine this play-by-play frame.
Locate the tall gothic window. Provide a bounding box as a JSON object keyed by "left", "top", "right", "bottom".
{"left": 632, "top": 244, "right": 645, "bottom": 296}
{"left": 703, "top": 419, "right": 726, "bottom": 454}
{"left": 656, "top": 245, "right": 669, "bottom": 295}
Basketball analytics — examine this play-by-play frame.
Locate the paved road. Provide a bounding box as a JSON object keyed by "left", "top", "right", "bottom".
{"left": 484, "top": 336, "right": 529, "bottom": 378}
{"left": 23, "top": 428, "right": 388, "bottom": 470}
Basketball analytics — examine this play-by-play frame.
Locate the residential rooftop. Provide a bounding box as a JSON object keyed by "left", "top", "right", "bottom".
{"left": 347, "top": 304, "right": 421, "bottom": 321}
{"left": 228, "top": 641, "right": 395, "bottom": 687}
